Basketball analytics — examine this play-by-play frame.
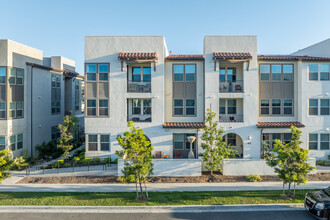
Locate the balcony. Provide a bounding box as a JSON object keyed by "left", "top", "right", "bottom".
{"left": 128, "top": 114, "right": 152, "bottom": 122}
{"left": 128, "top": 80, "right": 151, "bottom": 93}
{"left": 219, "top": 114, "right": 243, "bottom": 122}
{"left": 219, "top": 80, "right": 243, "bottom": 93}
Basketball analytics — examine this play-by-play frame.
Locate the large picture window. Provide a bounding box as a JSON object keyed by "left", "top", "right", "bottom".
{"left": 260, "top": 64, "right": 293, "bottom": 82}
{"left": 309, "top": 64, "right": 330, "bottom": 81}
{"left": 173, "top": 64, "right": 196, "bottom": 82}
{"left": 51, "top": 74, "right": 61, "bottom": 114}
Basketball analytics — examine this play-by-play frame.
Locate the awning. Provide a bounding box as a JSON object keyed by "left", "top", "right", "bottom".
{"left": 256, "top": 122, "right": 305, "bottom": 128}
{"left": 118, "top": 52, "right": 157, "bottom": 71}
{"left": 213, "top": 52, "right": 252, "bottom": 71}
{"left": 163, "top": 122, "right": 205, "bottom": 129}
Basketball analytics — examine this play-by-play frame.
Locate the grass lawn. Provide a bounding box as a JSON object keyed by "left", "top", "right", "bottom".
{"left": 0, "top": 189, "right": 318, "bottom": 206}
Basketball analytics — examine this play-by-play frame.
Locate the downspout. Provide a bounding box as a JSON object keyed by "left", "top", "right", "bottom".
{"left": 260, "top": 128, "right": 263, "bottom": 158}
{"left": 30, "top": 65, "right": 34, "bottom": 157}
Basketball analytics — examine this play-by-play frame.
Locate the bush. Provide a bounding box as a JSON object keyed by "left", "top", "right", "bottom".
{"left": 73, "top": 157, "right": 80, "bottom": 164}
{"left": 36, "top": 141, "right": 64, "bottom": 161}
{"left": 112, "top": 158, "right": 118, "bottom": 164}
{"left": 94, "top": 157, "right": 101, "bottom": 163}
{"left": 103, "top": 157, "right": 112, "bottom": 164}
{"left": 82, "top": 158, "right": 91, "bottom": 165}
{"left": 246, "top": 174, "right": 262, "bottom": 182}
{"left": 64, "top": 163, "right": 71, "bottom": 168}
{"left": 328, "top": 155, "right": 330, "bottom": 160}
{"left": 316, "top": 160, "right": 330, "bottom": 166}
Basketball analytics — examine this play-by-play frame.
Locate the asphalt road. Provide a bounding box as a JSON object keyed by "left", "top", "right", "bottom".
{"left": 1, "top": 210, "right": 315, "bottom": 220}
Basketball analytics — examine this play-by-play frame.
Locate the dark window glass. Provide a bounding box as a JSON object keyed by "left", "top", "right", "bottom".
{"left": 86, "top": 64, "right": 97, "bottom": 73}
{"left": 309, "top": 134, "right": 318, "bottom": 150}
{"left": 98, "top": 64, "right": 109, "bottom": 73}
{"left": 321, "top": 99, "right": 330, "bottom": 115}
{"left": 309, "top": 99, "right": 318, "bottom": 115}
{"left": 173, "top": 65, "right": 184, "bottom": 82}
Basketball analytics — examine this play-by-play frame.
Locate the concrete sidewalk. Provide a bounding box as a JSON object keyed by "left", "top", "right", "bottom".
{"left": 0, "top": 204, "right": 305, "bottom": 213}
{"left": 0, "top": 181, "right": 329, "bottom": 192}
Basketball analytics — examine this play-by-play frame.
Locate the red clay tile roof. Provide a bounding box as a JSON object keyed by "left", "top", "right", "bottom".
{"left": 26, "top": 62, "right": 79, "bottom": 77}
{"left": 166, "top": 55, "right": 204, "bottom": 60}
{"left": 256, "top": 122, "right": 305, "bottom": 128}
{"left": 213, "top": 52, "right": 252, "bottom": 59}
{"left": 163, "top": 122, "right": 205, "bottom": 129}
{"left": 258, "top": 55, "right": 330, "bottom": 61}
{"left": 118, "top": 52, "right": 157, "bottom": 59}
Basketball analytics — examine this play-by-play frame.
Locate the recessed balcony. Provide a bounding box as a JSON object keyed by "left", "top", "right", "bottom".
{"left": 219, "top": 80, "right": 243, "bottom": 93}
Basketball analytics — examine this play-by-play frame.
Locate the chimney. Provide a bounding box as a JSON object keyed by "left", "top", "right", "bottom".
{"left": 170, "top": 51, "right": 172, "bottom": 55}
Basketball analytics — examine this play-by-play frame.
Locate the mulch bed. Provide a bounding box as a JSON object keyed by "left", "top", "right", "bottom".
{"left": 17, "top": 172, "right": 330, "bottom": 184}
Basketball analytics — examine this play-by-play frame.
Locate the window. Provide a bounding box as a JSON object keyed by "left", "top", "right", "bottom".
{"left": 283, "top": 65, "right": 293, "bottom": 81}
{"left": 17, "top": 134, "right": 23, "bottom": 149}
{"left": 51, "top": 74, "right": 61, "bottom": 114}
{"left": 219, "top": 99, "right": 226, "bottom": 114}
{"left": 98, "top": 64, "right": 109, "bottom": 81}
{"left": 9, "top": 102, "right": 16, "bottom": 118}
{"left": 321, "top": 99, "right": 330, "bottom": 115}
{"left": 260, "top": 65, "right": 270, "bottom": 81}
{"left": 88, "top": 135, "right": 98, "bottom": 151}
{"left": 132, "top": 99, "right": 141, "bottom": 114}
{"left": 173, "top": 134, "right": 184, "bottom": 150}
{"left": 100, "top": 135, "right": 110, "bottom": 151}
{"left": 219, "top": 67, "right": 236, "bottom": 82}
{"left": 143, "top": 99, "right": 151, "bottom": 115}
{"left": 309, "top": 134, "right": 318, "bottom": 150}
{"left": 0, "top": 102, "right": 5, "bottom": 119}
{"left": 9, "top": 135, "right": 16, "bottom": 151}
{"left": 143, "top": 67, "right": 151, "bottom": 82}
{"left": 283, "top": 99, "right": 293, "bottom": 115}
{"left": 321, "top": 134, "right": 330, "bottom": 150}
{"left": 174, "top": 99, "right": 183, "bottom": 115}
{"left": 227, "top": 99, "right": 237, "bottom": 114}
{"left": 309, "top": 64, "right": 318, "bottom": 81}
{"left": 272, "top": 133, "right": 281, "bottom": 148}
{"left": 87, "top": 100, "right": 96, "bottom": 116}
{"left": 186, "top": 99, "right": 195, "bottom": 115}
{"left": 283, "top": 133, "right": 291, "bottom": 144}
{"left": 173, "top": 65, "right": 184, "bottom": 82}
{"left": 263, "top": 133, "right": 292, "bottom": 150}
{"left": 271, "top": 65, "right": 281, "bottom": 81}
{"left": 16, "top": 69, "right": 24, "bottom": 85}
{"left": 132, "top": 67, "right": 141, "bottom": 82}
{"left": 75, "top": 80, "right": 80, "bottom": 111}
{"left": 16, "top": 101, "right": 23, "bottom": 118}
{"left": 99, "top": 99, "right": 108, "bottom": 116}
{"left": 227, "top": 133, "right": 236, "bottom": 146}
{"left": 262, "top": 134, "right": 270, "bottom": 147}
{"left": 0, "top": 67, "right": 5, "bottom": 84}
{"left": 0, "top": 136, "right": 4, "bottom": 150}
{"left": 320, "top": 64, "right": 330, "bottom": 81}
{"left": 309, "top": 99, "right": 318, "bottom": 115}
{"left": 174, "top": 64, "right": 196, "bottom": 82}
{"left": 272, "top": 99, "right": 281, "bottom": 115}
{"left": 86, "top": 64, "right": 97, "bottom": 81}
{"left": 261, "top": 99, "right": 270, "bottom": 115}
{"left": 51, "top": 126, "right": 60, "bottom": 142}
{"left": 9, "top": 68, "right": 16, "bottom": 84}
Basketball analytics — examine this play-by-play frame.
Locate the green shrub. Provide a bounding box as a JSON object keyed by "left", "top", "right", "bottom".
{"left": 82, "top": 158, "right": 91, "bottom": 165}
{"left": 246, "top": 174, "right": 262, "bottom": 182}
{"left": 328, "top": 155, "right": 330, "bottom": 160}
{"left": 57, "top": 159, "right": 64, "bottom": 164}
{"left": 73, "top": 157, "right": 80, "bottom": 164}
{"left": 112, "top": 158, "right": 118, "bottom": 164}
{"left": 316, "top": 160, "right": 330, "bottom": 166}
{"left": 64, "top": 163, "right": 71, "bottom": 168}
{"left": 103, "top": 157, "right": 112, "bottom": 164}
{"left": 94, "top": 157, "right": 101, "bottom": 163}
{"left": 36, "top": 141, "right": 64, "bottom": 161}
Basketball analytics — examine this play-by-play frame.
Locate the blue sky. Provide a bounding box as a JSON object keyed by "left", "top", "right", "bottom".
{"left": 1, "top": 0, "right": 330, "bottom": 74}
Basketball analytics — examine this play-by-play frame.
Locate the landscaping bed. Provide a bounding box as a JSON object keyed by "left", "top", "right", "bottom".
{"left": 17, "top": 172, "right": 330, "bottom": 184}
{"left": 0, "top": 190, "right": 320, "bottom": 206}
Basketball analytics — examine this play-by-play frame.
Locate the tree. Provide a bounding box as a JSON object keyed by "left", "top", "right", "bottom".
{"left": 265, "top": 126, "right": 314, "bottom": 197}
{"left": 57, "top": 111, "right": 79, "bottom": 158}
{"left": 0, "top": 149, "right": 25, "bottom": 183}
{"left": 116, "top": 121, "right": 154, "bottom": 201}
{"left": 201, "top": 108, "right": 238, "bottom": 175}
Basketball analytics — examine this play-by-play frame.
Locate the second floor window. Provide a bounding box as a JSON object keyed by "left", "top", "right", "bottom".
{"left": 260, "top": 64, "right": 293, "bottom": 82}
{"left": 173, "top": 64, "right": 196, "bottom": 82}
{"left": 51, "top": 74, "right": 61, "bottom": 114}
{"left": 309, "top": 64, "right": 330, "bottom": 81}
{"left": 132, "top": 67, "right": 151, "bottom": 82}
{"left": 0, "top": 102, "right": 5, "bottom": 119}
{"left": 219, "top": 67, "right": 236, "bottom": 82}
{"left": 173, "top": 99, "right": 195, "bottom": 116}
{"left": 87, "top": 100, "right": 96, "bottom": 116}
{"left": 99, "top": 99, "right": 109, "bottom": 116}
{"left": 0, "top": 67, "right": 5, "bottom": 84}
{"left": 220, "top": 99, "right": 237, "bottom": 114}
{"left": 309, "top": 98, "right": 330, "bottom": 116}
{"left": 261, "top": 98, "right": 293, "bottom": 116}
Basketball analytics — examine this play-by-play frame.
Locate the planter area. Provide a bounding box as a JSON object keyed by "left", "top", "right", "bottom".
{"left": 17, "top": 173, "right": 330, "bottom": 184}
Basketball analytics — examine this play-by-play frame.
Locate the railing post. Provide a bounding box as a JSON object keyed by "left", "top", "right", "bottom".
{"left": 43, "top": 166, "right": 45, "bottom": 175}
{"left": 88, "top": 161, "right": 89, "bottom": 172}
{"left": 58, "top": 163, "right": 59, "bottom": 174}
{"left": 73, "top": 162, "right": 74, "bottom": 173}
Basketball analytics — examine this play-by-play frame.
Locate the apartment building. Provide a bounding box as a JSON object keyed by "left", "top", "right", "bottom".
{"left": 0, "top": 39, "right": 83, "bottom": 157}
{"left": 84, "top": 35, "right": 330, "bottom": 175}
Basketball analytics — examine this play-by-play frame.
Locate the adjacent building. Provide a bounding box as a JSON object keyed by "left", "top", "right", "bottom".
{"left": 0, "top": 39, "right": 83, "bottom": 157}
{"left": 84, "top": 35, "right": 330, "bottom": 175}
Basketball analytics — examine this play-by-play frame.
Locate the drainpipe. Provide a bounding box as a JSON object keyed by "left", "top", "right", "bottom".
{"left": 260, "top": 128, "right": 263, "bottom": 158}
{"left": 30, "top": 66, "right": 34, "bottom": 157}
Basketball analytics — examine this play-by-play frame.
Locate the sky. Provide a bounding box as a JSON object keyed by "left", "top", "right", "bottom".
{"left": 0, "top": 0, "right": 330, "bottom": 74}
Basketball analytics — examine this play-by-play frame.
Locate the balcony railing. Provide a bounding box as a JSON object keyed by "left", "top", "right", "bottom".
{"left": 128, "top": 81, "right": 151, "bottom": 93}
{"left": 128, "top": 114, "right": 152, "bottom": 122}
{"left": 219, "top": 114, "right": 243, "bottom": 122}
{"left": 219, "top": 80, "right": 243, "bottom": 93}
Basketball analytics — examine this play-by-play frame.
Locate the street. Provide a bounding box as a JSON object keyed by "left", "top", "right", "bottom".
{"left": 1, "top": 210, "right": 314, "bottom": 220}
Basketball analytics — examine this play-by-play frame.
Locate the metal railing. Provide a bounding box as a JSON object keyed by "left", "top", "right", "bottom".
{"left": 128, "top": 114, "right": 152, "bottom": 122}
{"left": 219, "top": 114, "right": 244, "bottom": 122}
{"left": 219, "top": 80, "right": 244, "bottom": 93}
{"left": 127, "top": 81, "right": 151, "bottom": 93}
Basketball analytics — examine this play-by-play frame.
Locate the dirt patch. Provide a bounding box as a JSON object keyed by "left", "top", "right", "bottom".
{"left": 17, "top": 173, "right": 330, "bottom": 184}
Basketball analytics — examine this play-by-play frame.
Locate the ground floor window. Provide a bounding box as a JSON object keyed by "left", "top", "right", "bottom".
{"left": 51, "top": 126, "right": 61, "bottom": 142}
{"left": 9, "top": 135, "right": 16, "bottom": 151}
{"left": 262, "top": 133, "right": 292, "bottom": 150}
{"left": 17, "top": 134, "right": 23, "bottom": 149}
{"left": 87, "top": 134, "right": 111, "bottom": 152}
{"left": 173, "top": 133, "right": 196, "bottom": 159}
{"left": 0, "top": 136, "right": 5, "bottom": 150}
{"left": 309, "top": 133, "right": 330, "bottom": 150}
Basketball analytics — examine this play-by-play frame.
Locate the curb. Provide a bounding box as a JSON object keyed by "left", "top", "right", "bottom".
{"left": 0, "top": 203, "right": 305, "bottom": 213}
